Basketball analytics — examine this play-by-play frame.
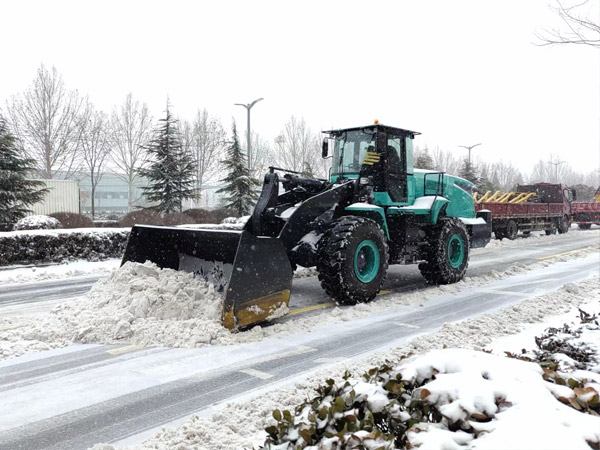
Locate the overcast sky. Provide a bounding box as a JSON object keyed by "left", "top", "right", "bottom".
{"left": 1, "top": 0, "right": 598, "bottom": 174}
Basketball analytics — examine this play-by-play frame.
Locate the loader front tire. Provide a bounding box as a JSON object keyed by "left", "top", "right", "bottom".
{"left": 419, "top": 217, "right": 470, "bottom": 285}
{"left": 317, "top": 216, "right": 389, "bottom": 305}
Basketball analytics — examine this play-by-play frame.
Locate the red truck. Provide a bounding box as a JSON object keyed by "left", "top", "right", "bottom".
{"left": 475, "top": 183, "right": 574, "bottom": 240}
{"left": 572, "top": 187, "right": 600, "bottom": 230}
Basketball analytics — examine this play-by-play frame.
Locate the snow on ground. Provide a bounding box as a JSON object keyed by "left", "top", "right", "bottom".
{"left": 475, "top": 227, "right": 600, "bottom": 251}
{"left": 1, "top": 244, "right": 598, "bottom": 362}
{"left": 90, "top": 276, "right": 600, "bottom": 450}
{"left": 0, "top": 258, "right": 121, "bottom": 286}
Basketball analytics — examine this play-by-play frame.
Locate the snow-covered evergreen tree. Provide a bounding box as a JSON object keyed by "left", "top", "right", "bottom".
{"left": 0, "top": 116, "right": 48, "bottom": 223}
{"left": 217, "top": 122, "right": 259, "bottom": 215}
{"left": 459, "top": 159, "right": 479, "bottom": 185}
{"left": 139, "top": 103, "right": 196, "bottom": 214}
{"left": 414, "top": 147, "right": 435, "bottom": 170}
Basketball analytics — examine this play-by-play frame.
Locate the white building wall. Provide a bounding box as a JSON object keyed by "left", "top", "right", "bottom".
{"left": 29, "top": 180, "right": 80, "bottom": 215}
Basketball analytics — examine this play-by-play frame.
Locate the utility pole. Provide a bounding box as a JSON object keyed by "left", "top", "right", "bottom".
{"left": 547, "top": 158, "right": 567, "bottom": 182}
{"left": 458, "top": 143, "right": 482, "bottom": 165}
{"left": 234, "top": 98, "right": 263, "bottom": 171}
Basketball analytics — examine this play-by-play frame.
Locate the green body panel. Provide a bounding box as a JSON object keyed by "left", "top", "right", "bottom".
{"left": 344, "top": 204, "right": 390, "bottom": 238}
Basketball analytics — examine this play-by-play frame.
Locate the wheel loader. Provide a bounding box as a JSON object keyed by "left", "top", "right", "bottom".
{"left": 122, "top": 122, "right": 492, "bottom": 330}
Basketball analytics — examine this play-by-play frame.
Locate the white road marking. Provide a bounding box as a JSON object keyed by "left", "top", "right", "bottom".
{"left": 239, "top": 368, "right": 273, "bottom": 379}
{"left": 475, "top": 288, "right": 530, "bottom": 298}
{"left": 107, "top": 345, "right": 144, "bottom": 356}
{"left": 314, "top": 357, "right": 346, "bottom": 364}
{"left": 394, "top": 322, "right": 420, "bottom": 329}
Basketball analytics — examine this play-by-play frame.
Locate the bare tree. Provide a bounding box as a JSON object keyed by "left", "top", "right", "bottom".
{"left": 109, "top": 93, "right": 153, "bottom": 211}
{"left": 431, "top": 146, "right": 461, "bottom": 175}
{"left": 538, "top": 0, "right": 600, "bottom": 48}
{"left": 181, "top": 109, "right": 226, "bottom": 206}
{"left": 248, "top": 131, "right": 271, "bottom": 180}
{"left": 6, "top": 64, "right": 85, "bottom": 179}
{"left": 271, "top": 116, "right": 326, "bottom": 178}
{"left": 79, "top": 106, "right": 111, "bottom": 218}
{"left": 490, "top": 161, "right": 524, "bottom": 191}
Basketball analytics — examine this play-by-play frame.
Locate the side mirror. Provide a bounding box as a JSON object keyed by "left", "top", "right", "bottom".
{"left": 572, "top": 189, "right": 577, "bottom": 201}
{"left": 322, "top": 138, "right": 329, "bottom": 158}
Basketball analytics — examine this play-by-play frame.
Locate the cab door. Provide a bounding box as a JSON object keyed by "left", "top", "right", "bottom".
{"left": 385, "top": 134, "right": 408, "bottom": 203}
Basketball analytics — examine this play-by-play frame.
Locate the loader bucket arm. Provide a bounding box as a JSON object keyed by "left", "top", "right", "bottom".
{"left": 121, "top": 226, "right": 292, "bottom": 330}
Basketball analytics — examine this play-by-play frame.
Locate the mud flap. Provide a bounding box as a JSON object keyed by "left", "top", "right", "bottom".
{"left": 121, "top": 226, "right": 293, "bottom": 330}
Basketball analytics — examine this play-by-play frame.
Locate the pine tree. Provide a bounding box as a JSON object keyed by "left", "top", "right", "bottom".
{"left": 414, "top": 147, "right": 435, "bottom": 170}
{"left": 138, "top": 103, "right": 196, "bottom": 214}
{"left": 217, "top": 122, "right": 259, "bottom": 216}
{"left": 459, "top": 159, "right": 479, "bottom": 185}
{"left": 477, "top": 165, "right": 496, "bottom": 193}
{"left": 0, "top": 116, "right": 48, "bottom": 223}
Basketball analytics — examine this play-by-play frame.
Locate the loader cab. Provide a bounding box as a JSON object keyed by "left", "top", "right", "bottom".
{"left": 323, "top": 124, "right": 419, "bottom": 205}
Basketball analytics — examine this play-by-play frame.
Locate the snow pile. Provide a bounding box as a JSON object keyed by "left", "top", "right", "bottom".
{"left": 0, "top": 262, "right": 229, "bottom": 355}
{"left": 481, "top": 227, "right": 600, "bottom": 249}
{"left": 13, "top": 214, "right": 60, "bottom": 230}
{"left": 260, "top": 349, "right": 600, "bottom": 450}
{"left": 0, "top": 259, "right": 120, "bottom": 286}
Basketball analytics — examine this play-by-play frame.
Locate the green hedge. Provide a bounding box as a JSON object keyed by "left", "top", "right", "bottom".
{"left": 0, "top": 230, "right": 130, "bottom": 265}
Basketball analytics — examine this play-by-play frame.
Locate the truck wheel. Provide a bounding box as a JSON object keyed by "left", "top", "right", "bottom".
{"left": 523, "top": 231, "right": 531, "bottom": 236}
{"left": 578, "top": 223, "right": 592, "bottom": 230}
{"left": 494, "top": 230, "right": 505, "bottom": 240}
{"left": 419, "top": 217, "right": 470, "bottom": 285}
{"left": 557, "top": 215, "right": 570, "bottom": 234}
{"left": 316, "top": 216, "right": 389, "bottom": 305}
{"left": 545, "top": 226, "right": 557, "bottom": 235}
{"left": 506, "top": 220, "right": 518, "bottom": 240}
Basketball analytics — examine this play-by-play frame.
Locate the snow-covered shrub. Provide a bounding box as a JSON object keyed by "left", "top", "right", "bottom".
{"left": 119, "top": 209, "right": 164, "bottom": 227}
{"left": 0, "top": 229, "right": 129, "bottom": 265}
{"left": 93, "top": 220, "right": 119, "bottom": 228}
{"left": 264, "top": 328, "right": 600, "bottom": 449}
{"left": 163, "top": 212, "right": 195, "bottom": 226}
{"left": 50, "top": 212, "right": 94, "bottom": 228}
{"left": 263, "top": 360, "right": 432, "bottom": 449}
{"left": 14, "top": 215, "right": 61, "bottom": 230}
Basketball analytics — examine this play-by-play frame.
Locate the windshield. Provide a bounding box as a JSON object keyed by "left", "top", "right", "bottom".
{"left": 331, "top": 130, "right": 376, "bottom": 175}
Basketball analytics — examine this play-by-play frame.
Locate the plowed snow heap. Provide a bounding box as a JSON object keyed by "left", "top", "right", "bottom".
{"left": 39, "top": 262, "right": 242, "bottom": 347}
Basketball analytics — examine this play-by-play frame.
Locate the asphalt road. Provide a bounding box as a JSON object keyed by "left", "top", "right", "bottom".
{"left": 0, "top": 230, "right": 598, "bottom": 450}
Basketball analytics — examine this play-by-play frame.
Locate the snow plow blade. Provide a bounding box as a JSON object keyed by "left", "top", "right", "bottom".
{"left": 121, "top": 225, "right": 293, "bottom": 331}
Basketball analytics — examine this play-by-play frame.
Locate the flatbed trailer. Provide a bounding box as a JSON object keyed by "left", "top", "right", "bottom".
{"left": 474, "top": 183, "right": 573, "bottom": 240}
{"left": 572, "top": 202, "right": 600, "bottom": 230}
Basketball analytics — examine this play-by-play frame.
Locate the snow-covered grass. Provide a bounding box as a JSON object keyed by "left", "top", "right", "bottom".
{"left": 91, "top": 276, "right": 600, "bottom": 450}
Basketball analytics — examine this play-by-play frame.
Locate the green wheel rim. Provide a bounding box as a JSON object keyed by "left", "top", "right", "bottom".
{"left": 354, "top": 240, "right": 380, "bottom": 283}
{"left": 447, "top": 234, "right": 465, "bottom": 269}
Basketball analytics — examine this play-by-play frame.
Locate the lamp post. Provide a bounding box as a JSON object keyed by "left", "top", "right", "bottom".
{"left": 458, "top": 143, "right": 482, "bottom": 165}
{"left": 234, "top": 98, "right": 263, "bottom": 171}
{"left": 547, "top": 159, "right": 566, "bottom": 182}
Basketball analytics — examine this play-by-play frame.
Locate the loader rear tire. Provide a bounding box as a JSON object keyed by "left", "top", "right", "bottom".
{"left": 419, "top": 217, "right": 470, "bottom": 285}
{"left": 316, "top": 216, "right": 389, "bottom": 305}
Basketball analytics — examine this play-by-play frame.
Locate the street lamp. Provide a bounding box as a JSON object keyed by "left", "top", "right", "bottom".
{"left": 458, "top": 143, "right": 482, "bottom": 165}
{"left": 547, "top": 158, "right": 566, "bottom": 182}
{"left": 235, "top": 98, "right": 264, "bottom": 170}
